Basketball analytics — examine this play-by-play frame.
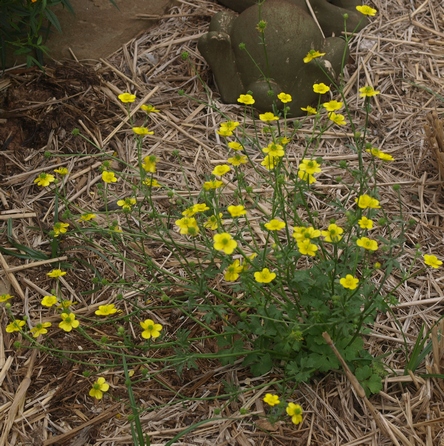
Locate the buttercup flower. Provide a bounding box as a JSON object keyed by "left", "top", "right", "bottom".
{"left": 277, "top": 92, "right": 292, "bottom": 103}
{"left": 298, "top": 170, "right": 316, "bottom": 184}
{"left": 303, "top": 50, "right": 326, "bottom": 63}
{"left": 254, "top": 268, "right": 276, "bottom": 283}
{"left": 31, "top": 322, "right": 51, "bottom": 338}
{"left": 227, "top": 153, "right": 248, "bottom": 166}
{"left": 237, "top": 94, "right": 255, "bottom": 105}
{"left": 203, "top": 180, "right": 224, "bottom": 190}
{"left": 228, "top": 205, "right": 247, "bottom": 218}
{"left": 262, "top": 142, "right": 285, "bottom": 158}
{"left": 286, "top": 403, "right": 303, "bottom": 425}
{"left": 41, "top": 295, "right": 58, "bottom": 307}
{"left": 259, "top": 112, "right": 279, "bottom": 122}
{"left": 213, "top": 233, "right": 237, "bottom": 255}
{"left": 329, "top": 112, "right": 346, "bottom": 126}
{"left": 53, "top": 222, "right": 69, "bottom": 237}
{"left": 34, "top": 173, "right": 55, "bottom": 187}
{"left": 58, "top": 300, "right": 76, "bottom": 309}
{"left": 0, "top": 293, "right": 13, "bottom": 303}
{"left": 263, "top": 393, "right": 281, "bottom": 406}
{"left": 323, "top": 100, "right": 343, "bottom": 112}
{"left": 54, "top": 167, "right": 68, "bottom": 175}
{"left": 313, "top": 83, "right": 330, "bottom": 94}
{"left": 175, "top": 217, "right": 199, "bottom": 236}
{"left": 218, "top": 121, "right": 240, "bottom": 137}
{"left": 132, "top": 127, "right": 154, "bottom": 136}
{"left": 321, "top": 224, "right": 344, "bottom": 242}
{"left": 357, "top": 236, "right": 378, "bottom": 251}
{"left": 356, "top": 194, "right": 381, "bottom": 209}
{"left": 182, "top": 203, "right": 210, "bottom": 217}
{"left": 224, "top": 259, "right": 243, "bottom": 282}
{"left": 143, "top": 178, "right": 161, "bottom": 188}
{"left": 297, "top": 239, "right": 318, "bottom": 256}
{"left": 359, "top": 85, "right": 380, "bottom": 97}
{"left": 301, "top": 105, "right": 317, "bottom": 115}
{"left": 340, "top": 274, "right": 359, "bottom": 290}
{"left": 264, "top": 219, "right": 286, "bottom": 231}
{"left": 299, "top": 159, "right": 321, "bottom": 175}
{"left": 366, "top": 147, "right": 394, "bottom": 161}
{"left": 141, "top": 104, "right": 160, "bottom": 113}
{"left": 117, "top": 197, "right": 137, "bottom": 211}
{"left": 95, "top": 304, "right": 118, "bottom": 316}
{"left": 89, "top": 377, "right": 110, "bottom": 400}
{"left": 358, "top": 216, "right": 374, "bottom": 229}
{"left": 142, "top": 155, "right": 157, "bottom": 173}
{"left": 261, "top": 155, "right": 278, "bottom": 170}
{"left": 227, "top": 141, "right": 244, "bottom": 151}
{"left": 293, "top": 226, "right": 321, "bottom": 242}
{"left": 356, "top": 5, "right": 377, "bottom": 16}
{"left": 6, "top": 319, "right": 26, "bottom": 333}
{"left": 102, "top": 171, "right": 118, "bottom": 183}
{"left": 423, "top": 254, "right": 442, "bottom": 269}
{"left": 204, "top": 213, "right": 223, "bottom": 230}
{"left": 47, "top": 269, "right": 67, "bottom": 278}
{"left": 140, "top": 319, "right": 163, "bottom": 339}
{"left": 118, "top": 92, "right": 136, "bottom": 103}
{"left": 212, "top": 164, "right": 231, "bottom": 176}
{"left": 59, "top": 313, "right": 80, "bottom": 332}
{"left": 78, "top": 213, "right": 96, "bottom": 222}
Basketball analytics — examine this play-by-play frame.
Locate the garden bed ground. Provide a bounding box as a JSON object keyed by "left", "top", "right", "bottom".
{"left": 1, "top": 0, "right": 444, "bottom": 445}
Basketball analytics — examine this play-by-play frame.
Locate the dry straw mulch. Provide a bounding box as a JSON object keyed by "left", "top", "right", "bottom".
{"left": 1, "top": 0, "right": 444, "bottom": 444}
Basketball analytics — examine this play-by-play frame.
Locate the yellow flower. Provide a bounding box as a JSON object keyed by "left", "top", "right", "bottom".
{"left": 78, "top": 213, "right": 96, "bottom": 222}
{"left": 286, "top": 403, "right": 303, "bottom": 425}
{"left": 297, "top": 239, "right": 318, "bottom": 256}
{"left": 54, "top": 167, "right": 68, "bottom": 175}
{"left": 218, "top": 121, "right": 239, "bottom": 136}
{"left": 213, "top": 233, "right": 237, "bottom": 255}
{"left": 143, "top": 178, "right": 161, "bottom": 187}
{"left": 263, "top": 393, "right": 280, "bottom": 406}
{"left": 262, "top": 142, "right": 285, "bottom": 158}
{"left": 217, "top": 127, "right": 234, "bottom": 137}
{"left": 132, "top": 127, "right": 154, "bottom": 136}
{"left": 356, "top": 5, "right": 377, "bottom": 16}
{"left": 301, "top": 105, "right": 317, "bottom": 115}
{"left": 212, "top": 164, "right": 231, "bottom": 176}
{"left": 293, "top": 226, "right": 320, "bottom": 242}
{"left": 227, "top": 205, "right": 246, "bottom": 218}
{"left": 261, "top": 155, "right": 278, "bottom": 170}
{"left": 329, "top": 112, "right": 346, "bottom": 126}
{"left": 175, "top": 217, "right": 200, "bottom": 236}
{"left": 423, "top": 254, "right": 442, "bottom": 269}
{"left": 227, "top": 141, "right": 244, "bottom": 151}
{"left": 313, "top": 83, "right": 330, "bottom": 94}
{"left": 323, "top": 100, "right": 343, "bottom": 112}
{"left": 227, "top": 153, "right": 248, "bottom": 166}
{"left": 254, "top": 268, "right": 276, "bottom": 283}
{"left": 204, "top": 213, "right": 223, "bottom": 230}
{"left": 259, "top": 112, "right": 279, "bottom": 122}
{"left": 298, "top": 170, "right": 316, "bottom": 183}
{"left": 117, "top": 197, "right": 137, "bottom": 211}
{"left": 34, "top": 173, "right": 55, "bottom": 187}
{"left": 59, "top": 313, "right": 80, "bottom": 332}
{"left": 264, "top": 219, "right": 286, "bottom": 231}
{"left": 359, "top": 85, "right": 380, "bottom": 97}
{"left": 53, "top": 222, "right": 69, "bottom": 237}
{"left": 299, "top": 159, "right": 321, "bottom": 175}
{"left": 303, "top": 50, "right": 326, "bottom": 63}
{"left": 358, "top": 216, "right": 374, "bottom": 229}
{"left": 237, "top": 94, "right": 255, "bottom": 105}
{"left": 340, "top": 274, "right": 359, "bottom": 290}
{"left": 277, "top": 92, "right": 292, "bottom": 103}
{"left": 142, "top": 155, "right": 157, "bottom": 173}
{"left": 95, "top": 304, "right": 118, "bottom": 316}
{"left": 321, "top": 224, "right": 344, "bottom": 242}
{"left": 118, "top": 92, "right": 136, "bottom": 103}
{"left": 58, "top": 300, "right": 76, "bottom": 309}
{"left": 203, "top": 180, "right": 224, "bottom": 190}
{"left": 102, "top": 171, "right": 118, "bottom": 183}
{"left": 182, "top": 203, "right": 210, "bottom": 217}
{"left": 356, "top": 236, "right": 378, "bottom": 251}
{"left": 41, "top": 295, "right": 58, "bottom": 307}
{"left": 89, "top": 377, "right": 110, "bottom": 400}
{"left": 224, "top": 259, "right": 243, "bottom": 282}
{"left": 47, "top": 269, "right": 67, "bottom": 278}
{"left": 141, "top": 104, "right": 160, "bottom": 113}
{"left": 356, "top": 194, "right": 380, "bottom": 209}
{"left": 366, "top": 147, "right": 394, "bottom": 161}
{"left": 140, "top": 319, "right": 163, "bottom": 339}
{"left": 31, "top": 322, "right": 51, "bottom": 338}
{"left": 6, "top": 319, "right": 26, "bottom": 333}
{"left": 0, "top": 293, "right": 13, "bottom": 303}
